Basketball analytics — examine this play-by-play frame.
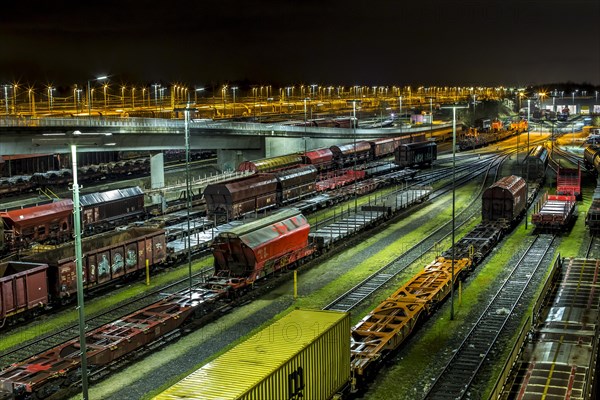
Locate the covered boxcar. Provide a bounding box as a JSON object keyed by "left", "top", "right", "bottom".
{"left": 237, "top": 154, "right": 303, "bottom": 173}
{"left": 368, "top": 138, "right": 396, "bottom": 159}
{"left": 302, "top": 148, "right": 334, "bottom": 171}
{"left": 80, "top": 186, "right": 145, "bottom": 233}
{"left": 0, "top": 262, "right": 49, "bottom": 322}
{"left": 211, "top": 208, "right": 314, "bottom": 285}
{"left": 482, "top": 175, "right": 527, "bottom": 223}
{"left": 330, "top": 141, "right": 372, "bottom": 167}
{"left": 155, "top": 310, "right": 350, "bottom": 400}
{"left": 204, "top": 174, "right": 279, "bottom": 220}
{"left": 1, "top": 200, "right": 73, "bottom": 250}
{"left": 395, "top": 141, "right": 437, "bottom": 167}
{"left": 25, "top": 227, "right": 166, "bottom": 298}
{"left": 522, "top": 145, "right": 548, "bottom": 181}
{"left": 274, "top": 166, "right": 317, "bottom": 204}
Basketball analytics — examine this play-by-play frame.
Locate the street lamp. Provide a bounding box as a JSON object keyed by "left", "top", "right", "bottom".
{"left": 3, "top": 85, "right": 9, "bottom": 115}
{"left": 232, "top": 86, "right": 238, "bottom": 118}
{"left": 87, "top": 76, "right": 107, "bottom": 116}
{"left": 47, "top": 86, "right": 55, "bottom": 113}
{"left": 103, "top": 84, "right": 108, "bottom": 109}
{"left": 441, "top": 103, "right": 468, "bottom": 321}
{"left": 347, "top": 99, "right": 361, "bottom": 211}
{"left": 195, "top": 87, "right": 205, "bottom": 104}
{"left": 32, "top": 131, "right": 113, "bottom": 400}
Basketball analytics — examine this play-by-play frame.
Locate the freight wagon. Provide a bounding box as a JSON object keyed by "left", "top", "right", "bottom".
{"left": 203, "top": 174, "right": 279, "bottom": 220}
{"left": 1, "top": 187, "right": 146, "bottom": 253}
{"left": 25, "top": 227, "right": 166, "bottom": 299}
{"left": 209, "top": 208, "right": 314, "bottom": 290}
{"left": 394, "top": 141, "right": 437, "bottom": 168}
{"left": 556, "top": 164, "right": 581, "bottom": 199}
{"left": 482, "top": 175, "right": 527, "bottom": 224}
{"left": 155, "top": 309, "right": 350, "bottom": 400}
{"left": 237, "top": 154, "right": 304, "bottom": 173}
{"left": 0, "top": 227, "right": 165, "bottom": 325}
{"left": 1, "top": 200, "right": 73, "bottom": 251}
{"left": 522, "top": 145, "right": 548, "bottom": 182}
{"left": 531, "top": 193, "right": 576, "bottom": 231}
{"left": 0, "top": 262, "right": 49, "bottom": 324}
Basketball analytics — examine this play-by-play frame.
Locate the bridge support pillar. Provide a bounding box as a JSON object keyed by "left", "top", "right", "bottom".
{"left": 150, "top": 151, "right": 166, "bottom": 210}
{"left": 217, "top": 149, "right": 264, "bottom": 171}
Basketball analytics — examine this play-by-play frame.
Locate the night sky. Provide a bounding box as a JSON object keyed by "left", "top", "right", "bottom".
{"left": 1, "top": 0, "right": 599, "bottom": 87}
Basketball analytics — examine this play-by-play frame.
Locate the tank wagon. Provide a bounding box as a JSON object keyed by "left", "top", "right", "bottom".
{"left": 482, "top": 175, "right": 527, "bottom": 224}
{"left": 155, "top": 310, "right": 350, "bottom": 400}
{"left": 522, "top": 145, "right": 548, "bottom": 182}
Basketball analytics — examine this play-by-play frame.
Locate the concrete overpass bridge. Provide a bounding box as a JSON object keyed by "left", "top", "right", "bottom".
{"left": 0, "top": 116, "right": 451, "bottom": 171}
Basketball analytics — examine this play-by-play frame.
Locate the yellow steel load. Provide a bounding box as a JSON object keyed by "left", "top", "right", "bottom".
{"left": 155, "top": 309, "right": 350, "bottom": 400}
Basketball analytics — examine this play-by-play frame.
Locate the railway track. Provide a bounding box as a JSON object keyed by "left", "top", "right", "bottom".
{"left": 324, "top": 152, "right": 508, "bottom": 312}
{"left": 423, "top": 234, "right": 555, "bottom": 400}
{"left": 0, "top": 266, "right": 213, "bottom": 369}
{"left": 585, "top": 234, "right": 600, "bottom": 258}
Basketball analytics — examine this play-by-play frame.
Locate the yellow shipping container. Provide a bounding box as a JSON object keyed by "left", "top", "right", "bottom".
{"left": 155, "top": 309, "right": 350, "bottom": 400}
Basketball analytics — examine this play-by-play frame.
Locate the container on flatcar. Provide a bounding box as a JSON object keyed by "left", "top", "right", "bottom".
{"left": 0, "top": 262, "right": 49, "bottom": 321}
{"left": 204, "top": 174, "right": 279, "bottom": 220}
{"left": 522, "top": 145, "right": 548, "bottom": 181}
{"left": 237, "top": 154, "right": 303, "bottom": 173}
{"left": 211, "top": 208, "right": 313, "bottom": 285}
{"left": 25, "top": 227, "right": 166, "bottom": 298}
{"left": 482, "top": 175, "right": 527, "bottom": 223}
{"left": 0, "top": 200, "right": 73, "bottom": 250}
{"left": 80, "top": 187, "right": 145, "bottom": 233}
{"left": 154, "top": 309, "right": 350, "bottom": 400}
{"left": 302, "top": 148, "right": 334, "bottom": 171}
{"left": 395, "top": 141, "right": 437, "bottom": 167}
{"left": 274, "top": 166, "right": 317, "bottom": 204}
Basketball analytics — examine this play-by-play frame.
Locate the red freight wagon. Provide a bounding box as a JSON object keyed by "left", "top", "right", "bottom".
{"left": 531, "top": 194, "right": 576, "bottom": 230}
{"left": 302, "top": 148, "right": 334, "bottom": 171}
{"left": 203, "top": 174, "right": 278, "bottom": 220}
{"left": 211, "top": 208, "right": 314, "bottom": 284}
{"left": 1, "top": 200, "right": 73, "bottom": 249}
{"left": 25, "top": 227, "right": 166, "bottom": 298}
{"left": 556, "top": 164, "right": 581, "bottom": 199}
{"left": 0, "top": 262, "right": 49, "bottom": 321}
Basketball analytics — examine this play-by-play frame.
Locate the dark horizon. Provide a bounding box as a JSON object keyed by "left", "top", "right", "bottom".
{"left": 1, "top": 0, "right": 599, "bottom": 87}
